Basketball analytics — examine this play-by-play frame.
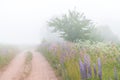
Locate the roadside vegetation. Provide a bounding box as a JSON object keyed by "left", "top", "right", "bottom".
{"left": 39, "top": 41, "right": 120, "bottom": 80}
{"left": 25, "top": 52, "right": 32, "bottom": 65}
{"left": 20, "top": 52, "right": 32, "bottom": 80}
{"left": 38, "top": 10, "right": 120, "bottom": 80}
{"left": 0, "top": 46, "right": 18, "bottom": 69}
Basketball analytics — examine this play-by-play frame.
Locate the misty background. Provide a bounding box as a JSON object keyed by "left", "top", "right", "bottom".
{"left": 0, "top": 0, "right": 120, "bottom": 45}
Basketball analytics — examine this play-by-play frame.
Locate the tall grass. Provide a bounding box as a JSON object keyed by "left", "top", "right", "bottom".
{"left": 39, "top": 41, "right": 120, "bottom": 80}
{"left": 0, "top": 46, "right": 17, "bottom": 69}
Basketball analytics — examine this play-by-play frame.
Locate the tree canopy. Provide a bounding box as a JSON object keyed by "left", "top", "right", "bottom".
{"left": 48, "top": 10, "right": 119, "bottom": 43}
{"left": 91, "top": 26, "right": 119, "bottom": 43}
{"left": 48, "top": 10, "right": 94, "bottom": 42}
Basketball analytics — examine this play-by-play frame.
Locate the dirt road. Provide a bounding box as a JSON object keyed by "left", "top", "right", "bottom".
{"left": 0, "top": 52, "right": 26, "bottom": 80}
{"left": 0, "top": 51, "right": 58, "bottom": 80}
{"left": 26, "top": 52, "right": 58, "bottom": 80}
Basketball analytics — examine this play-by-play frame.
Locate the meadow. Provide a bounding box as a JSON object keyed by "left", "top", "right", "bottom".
{"left": 39, "top": 41, "right": 120, "bottom": 80}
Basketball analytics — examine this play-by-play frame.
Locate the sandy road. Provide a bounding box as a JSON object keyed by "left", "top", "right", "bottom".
{"left": 0, "top": 52, "right": 26, "bottom": 80}
{"left": 0, "top": 51, "right": 58, "bottom": 80}
{"left": 26, "top": 51, "right": 58, "bottom": 80}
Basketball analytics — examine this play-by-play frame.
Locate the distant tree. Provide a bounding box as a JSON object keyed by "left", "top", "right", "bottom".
{"left": 91, "top": 26, "right": 119, "bottom": 43}
{"left": 48, "top": 10, "right": 94, "bottom": 42}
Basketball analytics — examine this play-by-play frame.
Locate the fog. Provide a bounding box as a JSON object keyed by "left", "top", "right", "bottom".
{"left": 0, "top": 0, "right": 120, "bottom": 45}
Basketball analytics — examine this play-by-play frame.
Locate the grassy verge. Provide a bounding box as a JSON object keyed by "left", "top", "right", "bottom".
{"left": 39, "top": 41, "right": 120, "bottom": 80}
{"left": 0, "top": 47, "right": 18, "bottom": 70}
{"left": 25, "top": 52, "right": 32, "bottom": 65}
{"left": 20, "top": 52, "right": 32, "bottom": 80}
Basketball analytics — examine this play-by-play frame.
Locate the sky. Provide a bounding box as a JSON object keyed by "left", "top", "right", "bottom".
{"left": 0, "top": 0, "right": 120, "bottom": 45}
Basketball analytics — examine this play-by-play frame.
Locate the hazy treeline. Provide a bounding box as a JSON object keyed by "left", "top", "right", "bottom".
{"left": 47, "top": 10, "right": 119, "bottom": 43}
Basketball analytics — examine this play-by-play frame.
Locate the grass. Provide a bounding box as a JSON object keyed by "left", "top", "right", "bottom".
{"left": 25, "top": 52, "right": 32, "bottom": 64}
{"left": 24, "top": 52, "right": 32, "bottom": 75}
{"left": 20, "top": 51, "right": 32, "bottom": 80}
{"left": 39, "top": 41, "right": 120, "bottom": 80}
{"left": 0, "top": 47, "right": 17, "bottom": 69}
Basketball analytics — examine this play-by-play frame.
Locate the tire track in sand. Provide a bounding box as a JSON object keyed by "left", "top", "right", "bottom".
{"left": 26, "top": 51, "right": 58, "bottom": 80}
{"left": 0, "top": 52, "right": 26, "bottom": 80}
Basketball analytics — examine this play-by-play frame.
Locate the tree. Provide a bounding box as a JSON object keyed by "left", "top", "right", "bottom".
{"left": 48, "top": 10, "right": 94, "bottom": 42}
{"left": 91, "top": 26, "right": 119, "bottom": 43}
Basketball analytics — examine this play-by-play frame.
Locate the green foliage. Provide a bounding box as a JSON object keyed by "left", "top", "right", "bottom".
{"left": 48, "top": 10, "right": 94, "bottom": 42}
{"left": 39, "top": 41, "right": 120, "bottom": 80}
{"left": 25, "top": 52, "right": 32, "bottom": 64}
{"left": 48, "top": 10, "right": 119, "bottom": 43}
{"left": 90, "top": 26, "right": 119, "bottom": 42}
{"left": 0, "top": 46, "right": 17, "bottom": 69}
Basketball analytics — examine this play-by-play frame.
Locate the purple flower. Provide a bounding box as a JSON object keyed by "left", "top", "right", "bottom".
{"left": 79, "top": 60, "right": 87, "bottom": 80}
{"left": 93, "top": 63, "right": 97, "bottom": 77}
{"left": 114, "top": 67, "right": 119, "bottom": 80}
{"left": 84, "top": 55, "right": 92, "bottom": 78}
{"left": 98, "top": 58, "right": 102, "bottom": 80}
